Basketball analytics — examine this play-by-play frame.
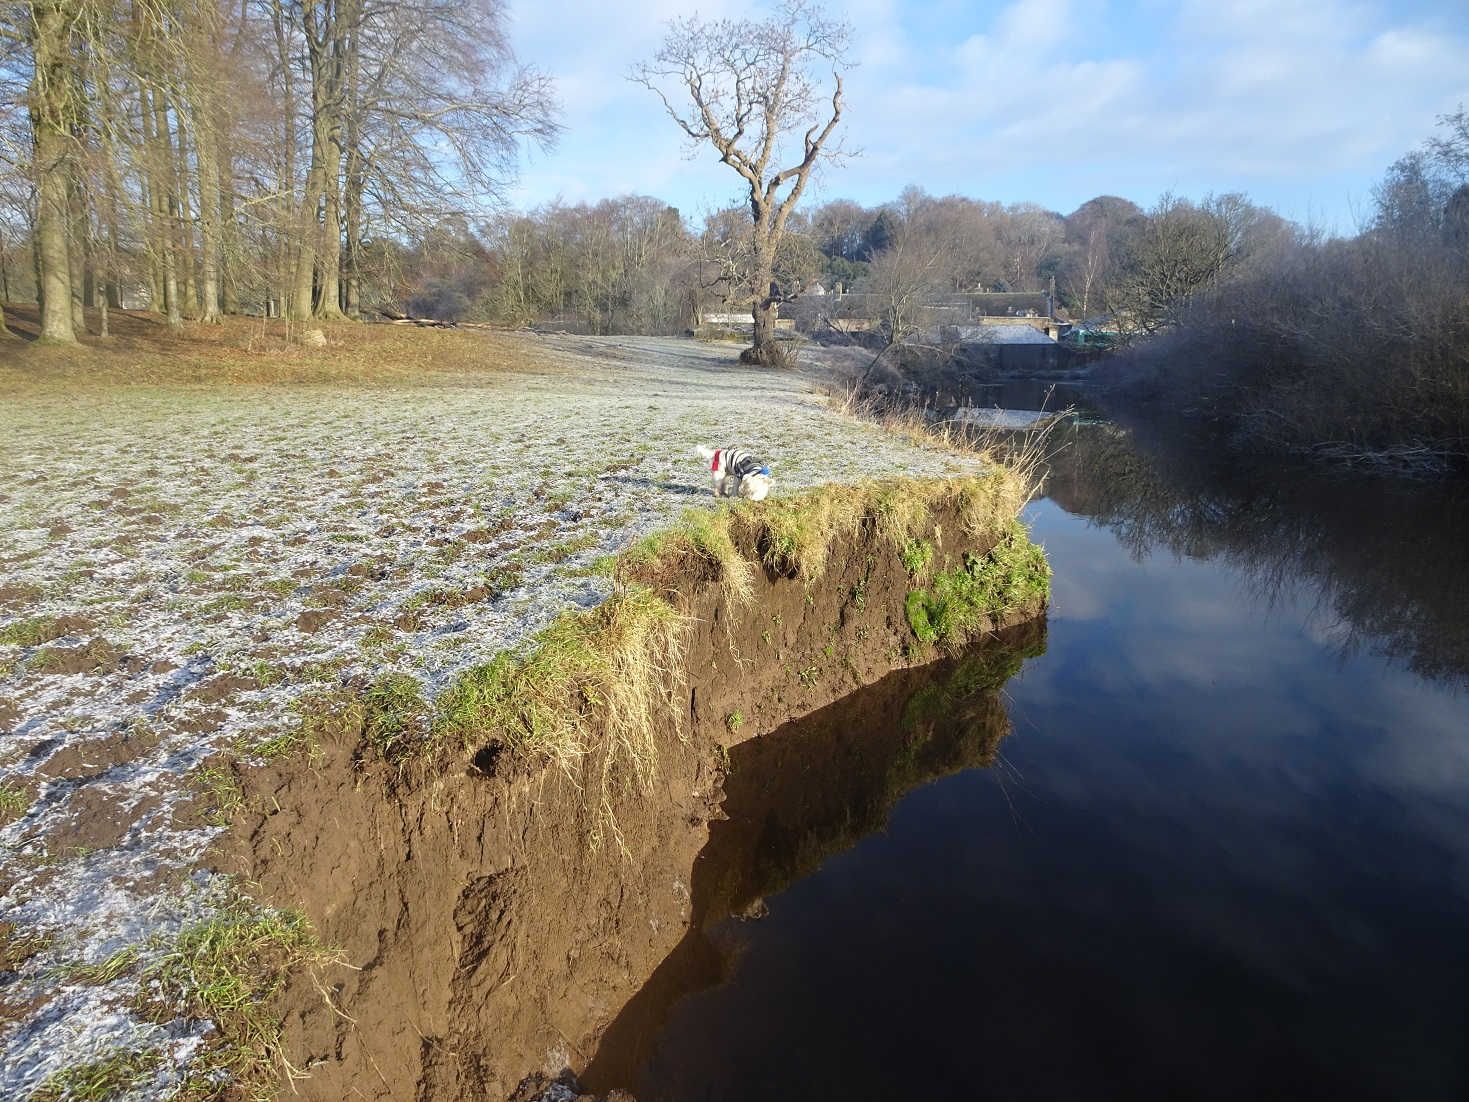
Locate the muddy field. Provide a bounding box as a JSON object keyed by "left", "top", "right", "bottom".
{"left": 0, "top": 333, "right": 988, "bottom": 1098}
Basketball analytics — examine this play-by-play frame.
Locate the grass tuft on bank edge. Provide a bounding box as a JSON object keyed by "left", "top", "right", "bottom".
{"left": 904, "top": 519, "right": 1050, "bottom": 651}
{"left": 434, "top": 474, "right": 1037, "bottom": 810}
{"left": 140, "top": 900, "right": 338, "bottom": 1101}
{"left": 437, "top": 585, "right": 684, "bottom": 797}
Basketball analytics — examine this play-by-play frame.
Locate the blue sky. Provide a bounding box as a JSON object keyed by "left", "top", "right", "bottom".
{"left": 505, "top": 0, "right": 1468, "bottom": 235}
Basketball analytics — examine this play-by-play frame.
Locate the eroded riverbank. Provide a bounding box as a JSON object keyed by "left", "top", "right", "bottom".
{"left": 1, "top": 334, "right": 1019, "bottom": 1098}
{"left": 222, "top": 477, "right": 1047, "bottom": 1099}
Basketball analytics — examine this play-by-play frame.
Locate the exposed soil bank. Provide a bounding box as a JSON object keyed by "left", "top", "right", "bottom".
{"left": 222, "top": 483, "right": 1046, "bottom": 1100}
{"left": 583, "top": 618, "right": 1047, "bottom": 1097}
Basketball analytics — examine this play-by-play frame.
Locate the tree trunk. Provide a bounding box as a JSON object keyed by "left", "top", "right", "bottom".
{"left": 313, "top": 1, "right": 347, "bottom": 321}
{"left": 291, "top": 0, "right": 334, "bottom": 321}
{"left": 103, "top": 153, "right": 124, "bottom": 308}
{"left": 98, "top": 247, "right": 110, "bottom": 337}
{"left": 30, "top": 0, "right": 78, "bottom": 343}
{"left": 174, "top": 124, "right": 199, "bottom": 319}
{"left": 152, "top": 88, "right": 183, "bottom": 330}
{"left": 67, "top": 175, "right": 87, "bottom": 331}
{"left": 195, "top": 120, "right": 222, "bottom": 322}
{"left": 188, "top": 8, "right": 223, "bottom": 326}
{"left": 137, "top": 84, "right": 166, "bottom": 313}
{"left": 342, "top": 9, "right": 362, "bottom": 319}
{"left": 315, "top": 130, "right": 345, "bottom": 319}
{"left": 742, "top": 221, "right": 786, "bottom": 366}
{"left": 219, "top": 143, "right": 239, "bottom": 314}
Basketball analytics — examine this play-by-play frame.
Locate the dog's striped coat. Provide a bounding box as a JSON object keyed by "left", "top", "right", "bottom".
{"left": 708, "top": 447, "right": 763, "bottom": 479}
{"left": 696, "top": 445, "right": 774, "bottom": 501}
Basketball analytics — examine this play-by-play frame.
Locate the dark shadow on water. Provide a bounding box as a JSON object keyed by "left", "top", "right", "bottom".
{"left": 579, "top": 619, "right": 1047, "bottom": 1094}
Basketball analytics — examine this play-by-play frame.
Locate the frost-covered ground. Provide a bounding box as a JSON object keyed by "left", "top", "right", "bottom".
{"left": 0, "top": 333, "right": 978, "bottom": 1097}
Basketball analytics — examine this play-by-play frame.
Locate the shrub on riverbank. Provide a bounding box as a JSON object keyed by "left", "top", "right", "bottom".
{"left": 1101, "top": 114, "right": 1469, "bottom": 477}
{"left": 1103, "top": 232, "right": 1468, "bottom": 474}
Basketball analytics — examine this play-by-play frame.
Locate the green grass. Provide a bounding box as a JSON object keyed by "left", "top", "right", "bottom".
{"left": 140, "top": 900, "right": 337, "bottom": 1101}
{"left": 904, "top": 520, "right": 1050, "bottom": 651}
{"left": 0, "top": 615, "right": 59, "bottom": 646}
{"left": 363, "top": 673, "right": 428, "bottom": 761}
{"left": 0, "top": 918, "right": 53, "bottom": 970}
{"left": 54, "top": 945, "right": 141, "bottom": 985}
{"left": 0, "top": 783, "right": 30, "bottom": 824}
{"left": 193, "top": 765, "right": 244, "bottom": 825}
{"left": 900, "top": 538, "right": 934, "bottom": 579}
{"left": 32, "top": 1047, "right": 162, "bottom": 1102}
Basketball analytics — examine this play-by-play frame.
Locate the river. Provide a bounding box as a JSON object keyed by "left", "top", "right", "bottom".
{"left": 589, "top": 402, "right": 1469, "bottom": 1101}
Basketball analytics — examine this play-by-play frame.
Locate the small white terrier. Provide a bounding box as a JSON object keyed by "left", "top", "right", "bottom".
{"left": 696, "top": 445, "right": 774, "bottom": 501}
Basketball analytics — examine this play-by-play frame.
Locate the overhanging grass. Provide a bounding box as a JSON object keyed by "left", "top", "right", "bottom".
{"left": 624, "top": 471, "right": 1024, "bottom": 588}
{"left": 436, "top": 474, "right": 1036, "bottom": 792}
{"left": 904, "top": 519, "right": 1050, "bottom": 651}
{"left": 436, "top": 586, "right": 685, "bottom": 796}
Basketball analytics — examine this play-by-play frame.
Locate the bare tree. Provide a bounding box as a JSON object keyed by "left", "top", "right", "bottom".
{"left": 632, "top": 0, "right": 849, "bottom": 366}
{"left": 13, "top": 0, "right": 82, "bottom": 342}
{"left": 863, "top": 214, "right": 945, "bottom": 347}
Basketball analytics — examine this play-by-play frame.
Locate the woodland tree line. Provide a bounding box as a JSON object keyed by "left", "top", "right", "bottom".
{"left": 0, "top": 0, "right": 557, "bottom": 343}
{"left": 1108, "top": 110, "right": 1469, "bottom": 472}
{"left": 379, "top": 186, "right": 1295, "bottom": 339}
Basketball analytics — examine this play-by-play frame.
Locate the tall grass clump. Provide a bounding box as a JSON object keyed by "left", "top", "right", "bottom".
{"left": 623, "top": 507, "right": 756, "bottom": 606}
{"left": 904, "top": 519, "right": 1050, "bottom": 651}
{"left": 437, "top": 586, "right": 686, "bottom": 797}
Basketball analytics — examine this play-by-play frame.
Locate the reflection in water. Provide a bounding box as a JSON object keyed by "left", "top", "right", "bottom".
{"left": 1041, "top": 422, "right": 1469, "bottom": 686}
{"left": 580, "top": 621, "right": 1047, "bottom": 1094}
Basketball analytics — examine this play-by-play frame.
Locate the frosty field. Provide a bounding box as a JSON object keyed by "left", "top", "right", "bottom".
{"left": 0, "top": 333, "right": 978, "bottom": 1097}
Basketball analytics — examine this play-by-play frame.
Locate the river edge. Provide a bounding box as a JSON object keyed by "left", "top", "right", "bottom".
{"left": 220, "top": 475, "right": 1048, "bottom": 1100}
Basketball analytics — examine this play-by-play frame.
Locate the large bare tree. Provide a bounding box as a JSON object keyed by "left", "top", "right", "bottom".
{"left": 633, "top": 0, "right": 849, "bottom": 366}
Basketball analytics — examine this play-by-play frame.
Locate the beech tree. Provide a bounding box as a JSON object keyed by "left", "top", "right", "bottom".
{"left": 0, "top": 0, "right": 556, "bottom": 340}
{"left": 633, "top": 0, "right": 849, "bottom": 366}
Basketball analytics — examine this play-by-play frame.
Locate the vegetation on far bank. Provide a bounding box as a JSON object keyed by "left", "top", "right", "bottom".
{"left": 1098, "top": 110, "right": 1469, "bottom": 475}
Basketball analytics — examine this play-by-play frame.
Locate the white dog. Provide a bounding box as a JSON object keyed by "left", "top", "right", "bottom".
{"left": 696, "top": 445, "right": 774, "bottom": 501}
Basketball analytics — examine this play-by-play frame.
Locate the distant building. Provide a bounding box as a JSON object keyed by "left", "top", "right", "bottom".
{"left": 947, "top": 323, "right": 1060, "bottom": 373}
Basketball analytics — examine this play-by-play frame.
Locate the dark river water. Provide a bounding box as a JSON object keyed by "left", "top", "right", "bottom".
{"left": 587, "top": 414, "right": 1469, "bottom": 1101}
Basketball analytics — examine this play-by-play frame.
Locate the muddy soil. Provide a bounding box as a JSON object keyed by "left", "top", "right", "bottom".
{"left": 224, "top": 500, "right": 1044, "bottom": 1100}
